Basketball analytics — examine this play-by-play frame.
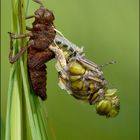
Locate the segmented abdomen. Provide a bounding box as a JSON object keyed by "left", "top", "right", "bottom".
{"left": 27, "top": 41, "right": 55, "bottom": 100}
{"left": 28, "top": 60, "right": 47, "bottom": 100}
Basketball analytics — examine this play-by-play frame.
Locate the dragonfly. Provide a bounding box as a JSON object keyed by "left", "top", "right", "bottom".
{"left": 49, "top": 35, "right": 120, "bottom": 117}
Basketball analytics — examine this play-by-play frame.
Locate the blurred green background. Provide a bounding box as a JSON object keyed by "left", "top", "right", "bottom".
{"left": 1, "top": 0, "right": 139, "bottom": 140}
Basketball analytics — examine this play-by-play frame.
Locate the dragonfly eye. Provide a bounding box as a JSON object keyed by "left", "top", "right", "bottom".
{"left": 68, "top": 60, "right": 85, "bottom": 75}
{"left": 96, "top": 89, "right": 120, "bottom": 117}
{"left": 96, "top": 100, "right": 112, "bottom": 115}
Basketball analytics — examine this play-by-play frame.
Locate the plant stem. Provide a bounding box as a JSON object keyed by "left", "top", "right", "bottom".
{"left": 5, "top": 0, "right": 53, "bottom": 140}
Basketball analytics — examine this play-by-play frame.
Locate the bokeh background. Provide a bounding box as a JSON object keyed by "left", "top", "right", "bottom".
{"left": 1, "top": 0, "right": 139, "bottom": 140}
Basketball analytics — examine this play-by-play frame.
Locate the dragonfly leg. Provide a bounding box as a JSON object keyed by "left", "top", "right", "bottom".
{"left": 9, "top": 46, "right": 28, "bottom": 64}
{"left": 8, "top": 32, "right": 31, "bottom": 39}
{"left": 8, "top": 32, "right": 32, "bottom": 63}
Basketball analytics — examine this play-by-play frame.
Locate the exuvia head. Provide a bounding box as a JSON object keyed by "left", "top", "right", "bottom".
{"left": 34, "top": 7, "right": 55, "bottom": 23}
{"left": 33, "top": 0, "right": 55, "bottom": 23}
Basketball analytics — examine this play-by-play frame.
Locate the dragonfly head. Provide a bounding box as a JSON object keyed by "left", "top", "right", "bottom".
{"left": 96, "top": 89, "right": 120, "bottom": 118}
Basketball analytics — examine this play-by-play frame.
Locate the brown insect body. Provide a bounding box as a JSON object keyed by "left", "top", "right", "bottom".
{"left": 27, "top": 7, "right": 56, "bottom": 100}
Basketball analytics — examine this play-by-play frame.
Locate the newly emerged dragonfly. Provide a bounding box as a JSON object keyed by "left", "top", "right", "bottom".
{"left": 49, "top": 35, "right": 120, "bottom": 117}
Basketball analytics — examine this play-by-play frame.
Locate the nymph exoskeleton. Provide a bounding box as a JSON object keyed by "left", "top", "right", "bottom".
{"left": 8, "top": 0, "right": 56, "bottom": 100}
{"left": 50, "top": 35, "right": 120, "bottom": 117}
